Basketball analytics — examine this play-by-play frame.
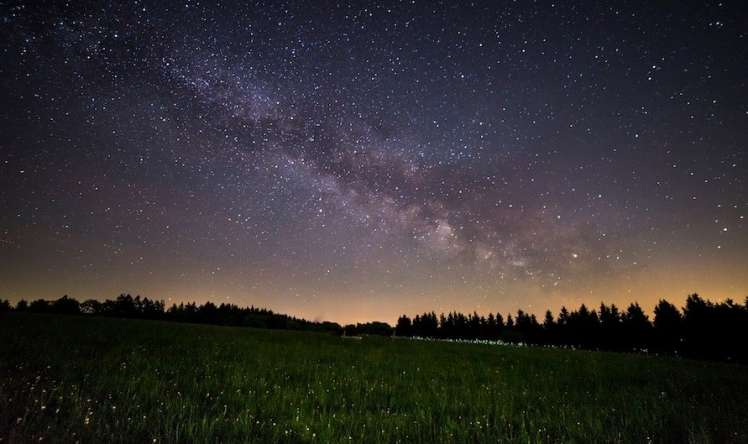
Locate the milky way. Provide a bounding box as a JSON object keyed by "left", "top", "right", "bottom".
{"left": 1, "top": 1, "right": 746, "bottom": 322}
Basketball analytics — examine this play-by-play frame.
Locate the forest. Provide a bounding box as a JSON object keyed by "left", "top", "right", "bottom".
{"left": 2, "top": 293, "right": 746, "bottom": 362}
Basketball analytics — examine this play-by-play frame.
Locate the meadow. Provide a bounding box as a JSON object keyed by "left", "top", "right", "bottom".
{"left": 1, "top": 313, "right": 747, "bottom": 443}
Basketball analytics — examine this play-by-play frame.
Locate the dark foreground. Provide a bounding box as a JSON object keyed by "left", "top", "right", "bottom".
{"left": 1, "top": 314, "right": 746, "bottom": 443}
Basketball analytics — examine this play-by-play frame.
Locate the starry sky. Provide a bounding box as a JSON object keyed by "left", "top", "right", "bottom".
{"left": 1, "top": 1, "right": 746, "bottom": 323}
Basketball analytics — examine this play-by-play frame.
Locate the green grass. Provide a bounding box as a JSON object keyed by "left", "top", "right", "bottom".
{"left": 1, "top": 313, "right": 747, "bottom": 443}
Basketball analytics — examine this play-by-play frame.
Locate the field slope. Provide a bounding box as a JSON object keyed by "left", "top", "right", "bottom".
{"left": 1, "top": 313, "right": 747, "bottom": 443}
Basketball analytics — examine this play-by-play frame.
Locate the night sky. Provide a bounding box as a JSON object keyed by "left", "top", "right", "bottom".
{"left": 1, "top": 1, "right": 746, "bottom": 323}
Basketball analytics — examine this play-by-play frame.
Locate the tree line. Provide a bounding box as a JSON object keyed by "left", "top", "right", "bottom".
{"left": 1, "top": 294, "right": 343, "bottom": 334}
{"left": 395, "top": 294, "right": 748, "bottom": 362}
{"left": 0, "top": 294, "right": 394, "bottom": 337}
{"left": 2, "top": 293, "right": 746, "bottom": 362}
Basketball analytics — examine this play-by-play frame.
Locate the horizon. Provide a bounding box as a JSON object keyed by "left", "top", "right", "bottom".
{"left": 4, "top": 290, "right": 741, "bottom": 326}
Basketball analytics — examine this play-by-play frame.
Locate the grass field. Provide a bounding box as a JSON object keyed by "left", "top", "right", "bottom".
{"left": 1, "top": 313, "right": 747, "bottom": 443}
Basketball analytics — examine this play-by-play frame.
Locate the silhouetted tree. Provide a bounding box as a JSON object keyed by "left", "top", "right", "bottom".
{"left": 653, "top": 299, "right": 682, "bottom": 353}
{"left": 682, "top": 293, "right": 710, "bottom": 358}
{"left": 52, "top": 295, "right": 80, "bottom": 315}
{"left": 542, "top": 310, "right": 556, "bottom": 344}
{"left": 566, "top": 304, "right": 599, "bottom": 349}
{"left": 395, "top": 315, "right": 413, "bottom": 336}
{"left": 28, "top": 299, "right": 50, "bottom": 313}
{"left": 485, "top": 313, "right": 498, "bottom": 339}
{"left": 344, "top": 322, "right": 393, "bottom": 336}
{"left": 495, "top": 312, "right": 505, "bottom": 338}
{"left": 599, "top": 303, "right": 622, "bottom": 350}
{"left": 622, "top": 303, "right": 651, "bottom": 351}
